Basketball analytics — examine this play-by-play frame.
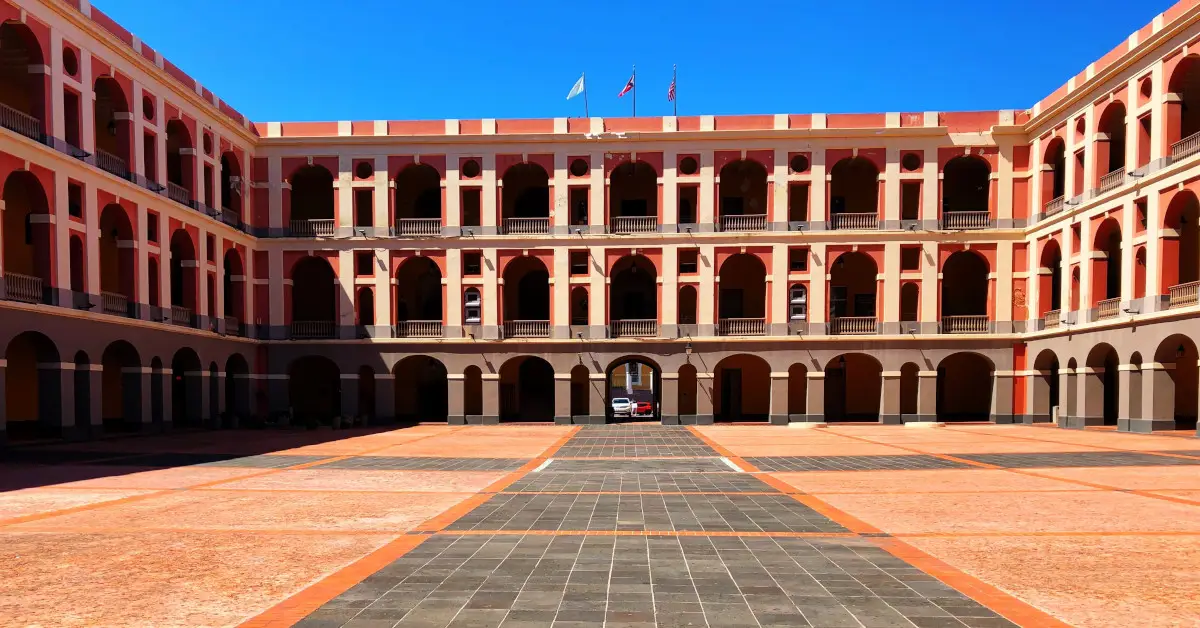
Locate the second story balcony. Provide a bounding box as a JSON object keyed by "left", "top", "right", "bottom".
{"left": 829, "top": 316, "right": 877, "bottom": 335}
{"left": 717, "top": 317, "right": 765, "bottom": 336}
{"left": 101, "top": 291, "right": 130, "bottom": 317}
{"left": 503, "top": 217, "right": 550, "bottom": 235}
{"left": 0, "top": 101, "right": 40, "bottom": 142}
{"left": 719, "top": 214, "right": 767, "bottom": 232}
{"left": 940, "top": 211, "right": 990, "bottom": 230}
{"left": 1171, "top": 130, "right": 1200, "bottom": 161}
{"left": 2, "top": 272, "right": 45, "bottom": 304}
{"left": 290, "top": 320, "right": 335, "bottom": 339}
{"left": 395, "top": 218, "right": 442, "bottom": 237}
{"left": 609, "top": 215, "right": 658, "bottom": 234}
{"left": 289, "top": 219, "right": 336, "bottom": 237}
{"left": 1169, "top": 281, "right": 1200, "bottom": 309}
{"left": 941, "top": 315, "right": 988, "bottom": 334}
{"left": 830, "top": 212, "right": 878, "bottom": 230}
{"left": 393, "top": 320, "right": 443, "bottom": 338}
{"left": 503, "top": 320, "right": 550, "bottom": 338}
{"left": 94, "top": 148, "right": 129, "bottom": 179}
{"left": 611, "top": 319, "right": 657, "bottom": 337}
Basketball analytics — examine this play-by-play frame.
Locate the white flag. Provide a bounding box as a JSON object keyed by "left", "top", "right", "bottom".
{"left": 566, "top": 74, "right": 585, "bottom": 100}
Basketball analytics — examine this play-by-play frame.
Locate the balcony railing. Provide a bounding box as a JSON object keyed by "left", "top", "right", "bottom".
{"left": 1097, "top": 169, "right": 1126, "bottom": 195}
{"left": 101, "top": 291, "right": 129, "bottom": 317}
{"left": 1044, "top": 309, "right": 1061, "bottom": 329}
{"left": 166, "top": 181, "right": 192, "bottom": 206}
{"left": 1044, "top": 196, "right": 1065, "bottom": 216}
{"left": 503, "top": 320, "right": 550, "bottom": 338}
{"left": 224, "top": 315, "right": 241, "bottom": 336}
{"left": 1169, "top": 281, "right": 1200, "bottom": 309}
{"left": 393, "top": 320, "right": 443, "bottom": 338}
{"left": 1095, "top": 297, "right": 1121, "bottom": 320}
{"left": 291, "top": 321, "right": 335, "bottom": 339}
{"left": 830, "top": 213, "right": 878, "bottom": 230}
{"left": 611, "top": 319, "right": 657, "bottom": 337}
{"left": 94, "top": 148, "right": 129, "bottom": 179}
{"left": 395, "top": 218, "right": 442, "bottom": 237}
{"left": 609, "top": 216, "right": 658, "bottom": 234}
{"left": 941, "top": 315, "right": 989, "bottom": 334}
{"left": 829, "top": 316, "right": 877, "bottom": 335}
{"left": 719, "top": 214, "right": 767, "bottom": 232}
{"left": 1171, "top": 131, "right": 1200, "bottom": 161}
{"left": 170, "top": 305, "right": 193, "bottom": 327}
{"left": 221, "top": 208, "right": 241, "bottom": 227}
{"left": 940, "top": 211, "right": 990, "bottom": 230}
{"left": 3, "top": 272, "right": 43, "bottom": 304}
{"left": 0, "top": 102, "right": 40, "bottom": 141}
{"left": 503, "top": 217, "right": 550, "bottom": 235}
{"left": 717, "top": 318, "right": 766, "bottom": 336}
{"left": 289, "top": 219, "right": 336, "bottom": 237}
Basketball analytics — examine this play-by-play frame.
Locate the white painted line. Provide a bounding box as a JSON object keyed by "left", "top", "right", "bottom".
{"left": 720, "top": 457, "right": 745, "bottom": 473}
{"left": 532, "top": 459, "right": 553, "bottom": 473}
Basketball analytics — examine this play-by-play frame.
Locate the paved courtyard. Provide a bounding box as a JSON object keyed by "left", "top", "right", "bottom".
{"left": 0, "top": 424, "right": 1197, "bottom": 627}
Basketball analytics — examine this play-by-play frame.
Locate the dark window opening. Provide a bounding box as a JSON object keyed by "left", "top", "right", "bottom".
{"left": 679, "top": 250, "right": 698, "bottom": 274}
{"left": 355, "top": 252, "right": 373, "bottom": 276}
{"left": 570, "top": 188, "right": 588, "bottom": 226}
{"left": 461, "top": 189, "right": 481, "bottom": 227}
{"left": 142, "top": 132, "right": 156, "bottom": 182}
{"left": 788, "top": 183, "right": 809, "bottom": 222}
{"left": 68, "top": 183, "right": 82, "bottom": 218}
{"left": 901, "top": 247, "right": 921, "bottom": 271}
{"left": 678, "top": 187, "right": 697, "bottom": 224}
{"left": 147, "top": 212, "right": 158, "bottom": 242}
{"left": 63, "top": 90, "right": 81, "bottom": 148}
{"left": 463, "top": 252, "right": 482, "bottom": 276}
{"left": 901, "top": 183, "right": 920, "bottom": 221}
{"left": 569, "top": 251, "right": 589, "bottom": 275}
{"left": 354, "top": 189, "right": 373, "bottom": 228}
{"left": 789, "top": 248, "right": 808, "bottom": 272}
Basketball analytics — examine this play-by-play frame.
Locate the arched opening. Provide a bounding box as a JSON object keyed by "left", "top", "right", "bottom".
{"left": 1092, "top": 218, "right": 1122, "bottom": 306}
{"left": 0, "top": 21, "right": 46, "bottom": 138}
{"left": 787, "top": 364, "right": 807, "bottom": 418}
{"left": 609, "top": 161, "right": 658, "bottom": 224}
{"left": 1033, "top": 350, "right": 1060, "bottom": 423}
{"left": 717, "top": 254, "right": 766, "bottom": 326}
{"left": 501, "top": 162, "right": 550, "bottom": 232}
{"left": 220, "top": 152, "right": 242, "bottom": 217}
{"left": 900, "top": 363, "right": 919, "bottom": 418}
{"left": 1154, "top": 337, "right": 1199, "bottom": 431}
{"left": 570, "top": 286, "right": 588, "bottom": 326}
{"left": 98, "top": 204, "right": 135, "bottom": 315}
{"left": 394, "top": 355, "right": 448, "bottom": 422}
{"left": 829, "top": 251, "right": 878, "bottom": 325}
{"left": 463, "top": 366, "right": 483, "bottom": 418}
{"left": 1039, "top": 240, "right": 1064, "bottom": 314}
{"left": 942, "top": 156, "right": 991, "bottom": 220}
{"left": 289, "top": 165, "right": 335, "bottom": 232}
{"left": 678, "top": 285, "right": 697, "bottom": 325}
{"left": 1085, "top": 344, "right": 1120, "bottom": 427}
{"left": 1162, "top": 191, "right": 1200, "bottom": 293}
{"left": 101, "top": 340, "right": 141, "bottom": 432}
{"left": 2, "top": 171, "right": 52, "bottom": 303}
{"left": 93, "top": 76, "right": 131, "bottom": 174}
{"left": 607, "top": 357, "right": 661, "bottom": 422}
{"left": 290, "top": 256, "right": 336, "bottom": 338}
{"left": 357, "top": 287, "right": 375, "bottom": 328}
{"left": 4, "top": 331, "right": 61, "bottom": 440}
{"left": 717, "top": 160, "right": 768, "bottom": 224}
{"left": 1096, "top": 103, "right": 1127, "bottom": 178}
{"left": 225, "top": 353, "right": 249, "bottom": 425}
{"left": 609, "top": 255, "right": 657, "bottom": 332}
{"left": 824, "top": 354, "right": 882, "bottom": 422}
{"left": 165, "top": 119, "right": 194, "bottom": 202}
{"left": 829, "top": 157, "right": 879, "bottom": 222}
{"left": 678, "top": 363, "right": 698, "bottom": 417}
{"left": 170, "top": 347, "right": 202, "bottom": 427}
{"left": 394, "top": 163, "right": 442, "bottom": 229}
{"left": 941, "top": 251, "right": 989, "bottom": 331}
{"left": 1042, "top": 138, "right": 1066, "bottom": 208}
{"left": 1167, "top": 55, "right": 1200, "bottom": 150}
{"left": 150, "top": 357, "right": 164, "bottom": 424}
{"left": 936, "top": 353, "right": 993, "bottom": 421}
{"left": 223, "top": 249, "right": 244, "bottom": 326}
{"left": 73, "top": 351, "right": 91, "bottom": 437}
{"left": 1128, "top": 352, "right": 1144, "bottom": 427}
{"left": 900, "top": 282, "right": 919, "bottom": 323}
{"left": 169, "top": 230, "right": 197, "bottom": 317}
{"left": 394, "top": 257, "right": 443, "bottom": 333}
{"left": 570, "top": 365, "right": 590, "bottom": 419}
{"left": 358, "top": 366, "right": 376, "bottom": 421}
{"left": 713, "top": 354, "right": 769, "bottom": 422}
{"left": 501, "top": 257, "right": 549, "bottom": 332}
{"left": 288, "top": 356, "right": 340, "bottom": 426}
{"left": 499, "top": 356, "right": 554, "bottom": 422}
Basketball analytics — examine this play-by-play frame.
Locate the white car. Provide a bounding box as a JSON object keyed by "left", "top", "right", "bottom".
{"left": 610, "top": 398, "right": 632, "bottom": 417}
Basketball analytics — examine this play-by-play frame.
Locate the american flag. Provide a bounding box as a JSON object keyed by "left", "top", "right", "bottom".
{"left": 618, "top": 73, "right": 635, "bottom": 98}
{"left": 667, "top": 77, "right": 676, "bottom": 102}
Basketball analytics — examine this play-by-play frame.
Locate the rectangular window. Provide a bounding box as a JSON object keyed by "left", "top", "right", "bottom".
{"left": 68, "top": 183, "right": 83, "bottom": 218}
{"left": 1073, "top": 150, "right": 1085, "bottom": 196}
{"left": 1135, "top": 198, "right": 1148, "bottom": 230}
{"left": 788, "top": 247, "right": 808, "bottom": 272}
{"left": 461, "top": 189, "right": 481, "bottom": 227}
{"left": 1072, "top": 223, "right": 1082, "bottom": 254}
{"left": 355, "top": 251, "right": 374, "bottom": 276}
{"left": 63, "top": 90, "right": 81, "bottom": 148}
{"left": 901, "top": 247, "right": 920, "bottom": 271}
{"left": 206, "top": 234, "right": 215, "bottom": 262}
{"left": 678, "top": 186, "right": 698, "bottom": 224}
{"left": 464, "top": 289, "right": 481, "bottom": 324}
{"left": 570, "top": 251, "right": 589, "bottom": 275}
{"left": 1138, "top": 114, "right": 1152, "bottom": 168}
{"left": 203, "top": 164, "right": 214, "bottom": 208}
{"left": 142, "top": 132, "right": 156, "bottom": 182}
{"left": 354, "top": 189, "right": 373, "bottom": 227}
{"left": 679, "top": 249, "right": 698, "bottom": 274}
{"left": 789, "top": 285, "right": 807, "bottom": 321}
{"left": 830, "top": 286, "right": 848, "bottom": 318}
{"left": 902, "top": 182, "right": 920, "bottom": 221}
{"left": 570, "top": 188, "right": 588, "bottom": 226}
{"left": 788, "top": 183, "right": 809, "bottom": 222}
{"left": 147, "top": 212, "right": 159, "bottom": 242}
{"left": 627, "top": 363, "right": 642, "bottom": 386}
{"left": 463, "top": 252, "right": 482, "bottom": 276}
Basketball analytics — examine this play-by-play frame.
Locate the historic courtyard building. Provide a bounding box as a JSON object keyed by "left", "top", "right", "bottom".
{"left": 2, "top": 0, "right": 1200, "bottom": 442}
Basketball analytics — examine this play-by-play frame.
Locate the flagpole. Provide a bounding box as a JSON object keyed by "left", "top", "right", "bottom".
{"left": 673, "top": 65, "right": 677, "bottom": 117}
{"left": 583, "top": 72, "right": 589, "bottom": 118}
{"left": 632, "top": 65, "right": 637, "bottom": 117}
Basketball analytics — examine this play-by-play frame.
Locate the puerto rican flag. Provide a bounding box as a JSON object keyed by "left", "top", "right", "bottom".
{"left": 618, "top": 73, "right": 635, "bottom": 98}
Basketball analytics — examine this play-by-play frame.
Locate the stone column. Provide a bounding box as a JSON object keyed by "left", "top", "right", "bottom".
{"left": 1074, "top": 366, "right": 1105, "bottom": 429}
{"left": 267, "top": 375, "right": 289, "bottom": 425}
{"left": 340, "top": 373, "right": 359, "bottom": 422}
{"left": 121, "top": 366, "right": 144, "bottom": 427}
{"left": 1135, "top": 362, "right": 1177, "bottom": 433}
{"left": 86, "top": 363, "right": 103, "bottom": 436}
{"left": 880, "top": 370, "right": 902, "bottom": 424}
{"left": 991, "top": 371, "right": 1014, "bottom": 424}
{"left": 588, "top": 372, "right": 607, "bottom": 425}
{"left": 199, "top": 369, "right": 216, "bottom": 428}
{"left": 692, "top": 372, "right": 714, "bottom": 425}
{"left": 0, "top": 362, "right": 6, "bottom": 446}
{"left": 159, "top": 368, "right": 174, "bottom": 430}
{"left": 916, "top": 370, "right": 938, "bottom": 422}
{"left": 769, "top": 371, "right": 789, "bottom": 425}
{"left": 805, "top": 371, "right": 825, "bottom": 423}
{"left": 1116, "top": 363, "right": 1139, "bottom": 432}
{"left": 447, "top": 374, "right": 466, "bottom": 425}
{"left": 375, "top": 373, "right": 395, "bottom": 424}
{"left": 140, "top": 368, "right": 154, "bottom": 429}
{"left": 554, "top": 374, "right": 572, "bottom": 425}
{"left": 661, "top": 373, "right": 680, "bottom": 425}
{"left": 788, "top": 371, "right": 807, "bottom": 423}
{"left": 480, "top": 374, "right": 500, "bottom": 424}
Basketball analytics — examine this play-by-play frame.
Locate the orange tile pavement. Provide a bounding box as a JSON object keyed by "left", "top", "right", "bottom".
{"left": 0, "top": 423, "right": 1196, "bottom": 627}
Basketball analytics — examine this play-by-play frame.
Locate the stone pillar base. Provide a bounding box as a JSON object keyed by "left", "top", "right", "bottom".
{"left": 901, "top": 414, "right": 937, "bottom": 423}
{"left": 465, "top": 415, "right": 500, "bottom": 425}
{"left": 661, "top": 415, "right": 680, "bottom": 425}
{"left": 1124, "top": 418, "right": 1176, "bottom": 433}
{"left": 554, "top": 415, "right": 571, "bottom": 425}
{"left": 991, "top": 414, "right": 1016, "bottom": 424}
{"left": 586, "top": 415, "right": 605, "bottom": 425}
{"left": 1066, "top": 415, "right": 1105, "bottom": 429}
{"left": 448, "top": 415, "right": 467, "bottom": 425}
{"left": 679, "top": 414, "right": 713, "bottom": 425}
{"left": 769, "top": 414, "right": 788, "bottom": 426}
{"left": 879, "top": 414, "right": 903, "bottom": 425}
{"left": 787, "top": 414, "right": 808, "bottom": 423}
{"left": 1014, "top": 414, "right": 1050, "bottom": 424}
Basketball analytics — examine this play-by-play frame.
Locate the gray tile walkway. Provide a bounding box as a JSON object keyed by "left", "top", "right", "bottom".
{"left": 542, "top": 459, "right": 734, "bottom": 474}
{"left": 747, "top": 455, "right": 972, "bottom": 472}
{"left": 555, "top": 445, "right": 718, "bottom": 459}
{"left": 954, "top": 451, "right": 1200, "bottom": 468}
{"left": 504, "top": 473, "right": 776, "bottom": 494}
{"left": 315, "top": 457, "right": 530, "bottom": 471}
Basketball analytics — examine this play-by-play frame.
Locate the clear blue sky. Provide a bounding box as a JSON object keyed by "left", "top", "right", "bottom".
{"left": 95, "top": 0, "right": 1169, "bottom": 122}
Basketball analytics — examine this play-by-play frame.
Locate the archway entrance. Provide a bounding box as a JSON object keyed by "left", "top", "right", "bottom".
{"left": 606, "top": 357, "right": 661, "bottom": 422}
{"left": 171, "top": 347, "right": 202, "bottom": 427}
{"left": 4, "top": 332, "right": 61, "bottom": 440}
{"left": 394, "top": 355, "right": 449, "bottom": 422}
{"left": 499, "top": 356, "right": 554, "bottom": 422}
{"left": 713, "top": 354, "right": 769, "bottom": 422}
{"left": 824, "top": 354, "right": 882, "bottom": 422}
{"left": 101, "top": 340, "right": 142, "bottom": 432}
{"left": 288, "top": 356, "right": 340, "bottom": 426}
{"left": 1154, "top": 336, "right": 1199, "bottom": 431}
{"left": 1033, "top": 350, "right": 1060, "bottom": 423}
{"left": 225, "top": 353, "right": 250, "bottom": 426}
{"left": 1084, "top": 344, "right": 1119, "bottom": 427}
{"left": 936, "top": 353, "right": 993, "bottom": 422}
